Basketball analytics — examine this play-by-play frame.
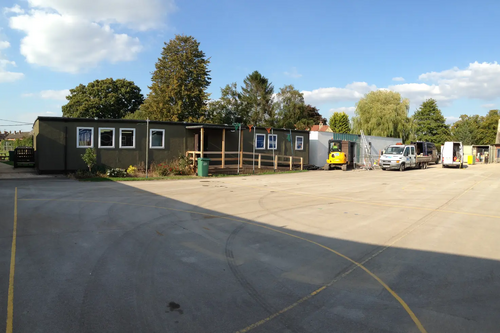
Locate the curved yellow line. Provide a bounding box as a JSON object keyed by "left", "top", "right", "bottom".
{"left": 21, "top": 197, "right": 427, "bottom": 333}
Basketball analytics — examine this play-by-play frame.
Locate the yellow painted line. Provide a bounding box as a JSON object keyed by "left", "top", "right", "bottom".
{"left": 6, "top": 188, "right": 18, "bottom": 333}
{"left": 20, "top": 197, "right": 426, "bottom": 332}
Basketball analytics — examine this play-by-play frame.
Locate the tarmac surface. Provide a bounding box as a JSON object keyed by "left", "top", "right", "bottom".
{"left": 1, "top": 163, "right": 500, "bottom": 332}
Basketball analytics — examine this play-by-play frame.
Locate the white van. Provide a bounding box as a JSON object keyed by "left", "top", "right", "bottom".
{"left": 441, "top": 142, "right": 463, "bottom": 168}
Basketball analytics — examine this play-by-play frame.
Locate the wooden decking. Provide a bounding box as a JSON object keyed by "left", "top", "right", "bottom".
{"left": 186, "top": 150, "right": 304, "bottom": 173}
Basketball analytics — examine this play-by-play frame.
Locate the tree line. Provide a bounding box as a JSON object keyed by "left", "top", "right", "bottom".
{"left": 62, "top": 35, "right": 325, "bottom": 130}
{"left": 61, "top": 34, "right": 499, "bottom": 145}
{"left": 342, "top": 89, "right": 500, "bottom": 146}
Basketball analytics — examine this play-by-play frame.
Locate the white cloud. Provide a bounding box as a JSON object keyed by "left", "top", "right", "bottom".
{"left": 302, "top": 62, "right": 500, "bottom": 110}
{"left": 284, "top": 67, "right": 302, "bottom": 78}
{"left": 329, "top": 106, "right": 356, "bottom": 115}
{"left": 0, "top": 38, "right": 24, "bottom": 83}
{"left": 445, "top": 116, "right": 459, "bottom": 124}
{"left": 481, "top": 103, "right": 495, "bottom": 108}
{"left": 302, "top": 82, "right": 376, "bottom": 105}
{"left": 3, "top": 5, "right": 24, "bottom": 14}
{"left": 26, "top": 0, "right": 176, "bottom": 31}
{"left": 23, "top": 89, "right": 70, "bottom": 101}
{"left": 392, "top": 77, "right": 405, "bottom": 82}
{"left": 5, "top": 0, "right": 176, "bottom": 73}
{"left": 9, "top": 11, "right": 142, "bottom": 73}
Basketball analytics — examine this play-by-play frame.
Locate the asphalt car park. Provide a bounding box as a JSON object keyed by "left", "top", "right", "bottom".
{"left": 1, "top": 164, "right": 500, "bottom": 332}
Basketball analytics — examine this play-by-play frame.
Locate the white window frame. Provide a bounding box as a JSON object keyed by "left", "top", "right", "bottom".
{"left": 119, "top": 128, "right": 136, "bottom": 149}
{"left": 255, "top": 134, "right": 266, "bottom": 150}
{"left": 268, "top": 134, "right": 277, "bottom": 150}
{"left": 150, "top": 129, "right": 165, "bottom": 149}
{"left": 98, "top": 127, "right": 115, "bottom": 148}
{"left": 295, "top": 136, "right": 304, "bottom": 150}
{"left": 77, "top": 127, "right": 94, "bottom": 148}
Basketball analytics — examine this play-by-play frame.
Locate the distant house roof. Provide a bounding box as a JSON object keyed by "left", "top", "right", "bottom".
{"left": 0, "top": 132, "right": 8, "bottom": 141}
{"left": 309, "top": 123, "right": 332, "bottom": 132}
{"left": 5, "top": 131, "right": 31, "bottom": 141}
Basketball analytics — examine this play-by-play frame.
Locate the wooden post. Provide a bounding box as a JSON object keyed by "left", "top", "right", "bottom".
{"left": 300, "top": 157, "right": 303, "bottom": 170}
{"left": 274, "top": 155, "right": 278, "bottom": 170}
{"left": 258, "top": 154, "right": 261, "bottom": 169}
{"left": 239, "top": 130, "right": 244, "bottom": 168}
{"left": 200, "top": 127, "right": 204, "bottom": 158}
{"left": 289, "top": 156, "right": 292, "bottom": 170}
{"left": 222, "top": 128, "right": 226, "bottom": 168}
{"left": 193, "top": 152, "right": 196, "bottom": 167}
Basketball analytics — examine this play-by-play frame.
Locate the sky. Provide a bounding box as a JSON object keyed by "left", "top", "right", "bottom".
{"left": 1, "top": 0, "right": 500, "bottom": 132}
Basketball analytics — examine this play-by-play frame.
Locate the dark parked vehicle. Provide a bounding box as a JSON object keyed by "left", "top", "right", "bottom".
{"left": 411, "top": 141, "right": 440, "bottom": 164}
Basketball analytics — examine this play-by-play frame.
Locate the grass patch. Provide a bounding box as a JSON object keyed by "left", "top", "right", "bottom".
{"left": 78, "top": 175, "right": 198, "bottom": 182}
{"left": 1, "top": 161, "right": 13, "bottom": 165}
{"left": 211, "top": 170, "right": 308, "bottom": 177}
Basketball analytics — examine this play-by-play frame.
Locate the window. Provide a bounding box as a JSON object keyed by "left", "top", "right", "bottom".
{"left": 403, "top": 147, "right": 409, "bottom": 156}
{"left": 256, "top": 134, "right": 265, "bottom": 149}
{"left": 295, "top": 136, "right": 304, "bottom": 150}
{"left": 268, "top": 134, "right": 277, "bottom": 150}
{"left": 98, "top": 128, "right": 115, "bottom": 148}
{"left": 410, "top": 146, "right": 415, "bottom": 155}
{"left": 77, "top": 127, "right": 93, "bottom": 148}
{"left": 120, "top": 128, "right": 135, "bottom": 148}
{"left": 150, "top": 129, "right": 164, "bottom": 148}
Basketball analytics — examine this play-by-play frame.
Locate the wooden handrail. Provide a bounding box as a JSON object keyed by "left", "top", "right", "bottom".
{"left": 186, "top": 150, "right": 304, "bottom": 170}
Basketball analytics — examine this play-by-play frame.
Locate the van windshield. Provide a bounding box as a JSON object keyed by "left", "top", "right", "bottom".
{"left": 385, "top": 146, "right": 404, "bottom": 155}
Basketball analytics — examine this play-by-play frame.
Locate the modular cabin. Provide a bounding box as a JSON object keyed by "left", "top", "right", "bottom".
{"left": 33, "top": 117, "right": 309, "bottom": 173}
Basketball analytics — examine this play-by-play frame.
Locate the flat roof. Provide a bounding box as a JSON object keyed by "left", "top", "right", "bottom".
{"left": 185, "top": 124, "right": 235, "bottom": 130}
{"left": 34, "top": 116, "right": 309, "bottom": 132}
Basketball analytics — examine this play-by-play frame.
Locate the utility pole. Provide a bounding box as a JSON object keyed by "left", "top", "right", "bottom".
{"left": 146, "top": 118, "right": 149, "bottom": 178}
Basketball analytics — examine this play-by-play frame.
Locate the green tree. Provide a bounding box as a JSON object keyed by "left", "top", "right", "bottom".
{"left": 240, "top": 71, "right": 275, "bottom": 126}
{"left": 352, "top": 90, "right": 410, "bottom": 141}
{"left": 274, "top": 85, "right": 308, "bottom": 129}
{"left": 412, "top": 99, "right": 450, "bottom": 145}
{"left": 62, "top": 78, "right": 144, "bottom": 119}
{"left": 476, "top": 109, "right": 500, "bottom": 144}
{"left": 205, "top": 83, "right": 246, "bottom": 124}
{"left": 329, "top": 112, "right": 351, "bottom": 133}
{"left": 305, "top": 105, "right": 327, "bottom": 125}
{"left": 142, "top": 35, "right": 211, "bottom": 122}
{"left": 81, "top": 148, "right": 96, "bottom": 173}
{"left": 451, "top": 114, "right": 481, "bottom": 145}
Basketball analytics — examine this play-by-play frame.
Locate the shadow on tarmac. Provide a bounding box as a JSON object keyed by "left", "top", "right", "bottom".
{"left": 0, "top": 178, "right": 499, "bottom": 333}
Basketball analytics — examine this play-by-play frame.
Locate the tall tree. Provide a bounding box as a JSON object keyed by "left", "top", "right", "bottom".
{"left": 352, "top": 90, "right": 410, "bottom": 141}
{"left": 451, "top": 114, "right": 481, "bottom": 145}
{"left": 274, "top": 85, "right": 308, "bottom": 129}
{"left": 240, "top": 71, "right": 275, "bottom": 126}
{"left": 305, "top": 104, "right": 327, "bottom": 125}
{"left": 142, "top": 35, "right": 211, "bottom": 122}
{"left": 329, "top": 112, "right": 351, "bottom": 133}
{"left": 205, "top": 83, "right": 246, "bottom": 124}
{"left": 62, "top": 78, "right": 144, "bottom": 119}
{"left": 412, "top": 99, "right": 450, "bottom": 145}
{"left": 476, "top": 109, "right": 500, "bottom": 144}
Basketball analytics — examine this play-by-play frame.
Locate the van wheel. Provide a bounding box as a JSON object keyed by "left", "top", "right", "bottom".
{"left": 381, "top": 168, "right": 386, "bottom": 171}
{"left": 399, "top": 163, "right": 405, "bottom": 172}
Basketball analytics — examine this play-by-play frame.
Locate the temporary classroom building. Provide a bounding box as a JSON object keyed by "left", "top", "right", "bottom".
{"left": 33, "top": 117, "right": 309, "bottom": 173}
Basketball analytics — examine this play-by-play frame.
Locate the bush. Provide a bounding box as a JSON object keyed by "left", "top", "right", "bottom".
{"left": 75, "top": 170, "right": 94, "bottom": 179}
{"left": 106, "top": 168, "right": 127, "bottom": 177}
{"left": 155, "top": 163, "right": 172, "bottom": 176}
{"left": 127, "top": 165, "right": 138, "bottom": 176}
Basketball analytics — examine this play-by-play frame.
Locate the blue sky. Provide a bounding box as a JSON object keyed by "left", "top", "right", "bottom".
{"left": 1, "top": 0, "right": 500, "bottom": 132}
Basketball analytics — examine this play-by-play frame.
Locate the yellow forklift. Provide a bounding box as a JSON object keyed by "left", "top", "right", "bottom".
{"left": 324, "top": 139, "right": 354, "bottom": 171}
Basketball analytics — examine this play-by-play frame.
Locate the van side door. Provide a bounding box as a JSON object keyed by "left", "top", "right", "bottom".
{"left": 410, "top": 146, "right": 416, "bottom": 167}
